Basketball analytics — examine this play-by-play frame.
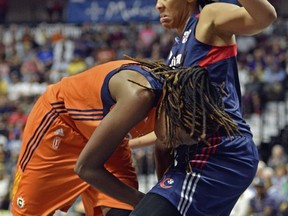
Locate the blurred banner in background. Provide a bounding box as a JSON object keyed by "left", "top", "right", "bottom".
{"left": 67, "top": 0, "right": 159, "bottom": 23}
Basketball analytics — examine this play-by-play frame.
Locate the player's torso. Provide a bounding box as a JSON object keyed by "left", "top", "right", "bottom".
{"left": 167, "top": 14, "right": 251, "bottom": 135}
{"left": 44, "top": 60, "right": 161, "bottom": 140}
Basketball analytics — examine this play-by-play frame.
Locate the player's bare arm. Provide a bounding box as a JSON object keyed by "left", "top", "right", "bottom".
{"left": 197, "top": 0, "right": 277, "bottom": 45}
{"left": 154, "top": 107, "right": 198, "bottom": 180}
{"left": 154, "top": 138, "right": 174, "bottom": 180}
{"left": 128, "top": 131, "right": 157, "bottom": 149}
{"left": 74, "top": 69, "right": 156, "bottom": 207}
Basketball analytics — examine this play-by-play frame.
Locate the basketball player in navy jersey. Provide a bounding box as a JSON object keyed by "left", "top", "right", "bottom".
{"left": 130, "top": 0, "right": 277, "bottom": 215}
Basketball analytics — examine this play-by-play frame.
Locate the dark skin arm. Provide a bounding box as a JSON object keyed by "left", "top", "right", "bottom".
{"left": 154, "top": 108, "right": 199, "bottom": 180}
{"left": 74, "top": 69, "right": 155, "bottom": 207}
{"left": 154, "top": 138, "right": 173, "bottom": 180}
{"left": 154, "top": 109, "right": 173, "bottom": 180}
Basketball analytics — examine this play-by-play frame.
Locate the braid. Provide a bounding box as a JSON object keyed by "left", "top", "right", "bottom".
{"left": 124, "top": 56, "right": 240, "bottom": 148}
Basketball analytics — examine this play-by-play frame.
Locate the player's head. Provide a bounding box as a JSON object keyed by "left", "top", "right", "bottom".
{"left": 125, "top": 56, "right": 239, "bottom": 148}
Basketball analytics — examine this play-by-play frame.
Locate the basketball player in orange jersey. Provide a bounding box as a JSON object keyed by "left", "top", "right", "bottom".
{"left": 11, "top": 59, "right": 162, "bottom": 216}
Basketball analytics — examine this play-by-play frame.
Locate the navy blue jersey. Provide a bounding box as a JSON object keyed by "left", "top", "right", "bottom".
{"left": 167, "top": 13, "right": 252, "bottom": 136}
{"left": 136, "top": 12, "right": 260, "bottom": 216}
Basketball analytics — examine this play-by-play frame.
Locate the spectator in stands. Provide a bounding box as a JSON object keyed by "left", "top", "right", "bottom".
{"left": 268, "top": 164, "right": 288, "bottom": 210}
{"left": 108, "top": 25, "right": 125, "bottom": 50}
{"left": 262, "top": 56, "right": 286, "bottom": 101}
{"left": 247, "top": 177, "right": 279, "bottom": 216}
{"left": 268, "top": 144, "right": 288, "bottom": 169}
{"left": 0, "top": 76, "right": 7, "bottom": 96}
{"left": 66, "top": 54, "right": 87, "bottom": 75}
{"left": 36, "top": 43, "right": 54, "bottom": 71}
{"left": 139, "top": 23, "right": 157, "bottom": 46}
{"left": 0, "top": 164, "right": 10, "bottom": 210}
{"left": 94, "top": 44, "right": 116, "bottom": 64}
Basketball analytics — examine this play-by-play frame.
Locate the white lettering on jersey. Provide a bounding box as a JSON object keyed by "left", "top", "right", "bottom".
{"left": 169, "top": 54, "right": 183, "bottom": 67}
{"left": 182, "top": 29, "right": 191, "bottom": 44}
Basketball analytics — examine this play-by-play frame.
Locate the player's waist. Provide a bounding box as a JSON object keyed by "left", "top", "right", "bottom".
{"left": 174, "top": 131, "right": 252, "bottom": 168}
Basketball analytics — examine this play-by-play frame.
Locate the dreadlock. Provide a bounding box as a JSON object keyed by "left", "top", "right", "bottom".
{"left": 124, "top": 56, "right": 240, "bottom": 148}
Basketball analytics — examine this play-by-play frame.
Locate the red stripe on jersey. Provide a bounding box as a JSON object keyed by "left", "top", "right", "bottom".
{"left": 199, "top": 45, "right": 237, "bottom": 67}
{"left": 199, "top": 136, "right": 216, "bottom": 169}
{"left": 200, "top": 145, "right": 212, "bottom": 169}
{"left": 190, "top": 133, "right": 221, "bottom": 170}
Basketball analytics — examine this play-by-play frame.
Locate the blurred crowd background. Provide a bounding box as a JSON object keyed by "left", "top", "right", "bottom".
{"left": 0, "top": 0, "right": 288, "bottom": 215}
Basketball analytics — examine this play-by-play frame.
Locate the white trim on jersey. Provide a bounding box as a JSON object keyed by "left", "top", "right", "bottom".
{"left": 177, "top": 172, "right": 201, "bottom": 216}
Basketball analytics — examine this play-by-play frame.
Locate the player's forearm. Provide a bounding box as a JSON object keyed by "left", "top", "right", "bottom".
{"left": 129, "top": 131, "right": 157, "bottom": 149}
{"left": 75, "top": 166, "right": 144, "bottom": 207}
{"left": 239, "top": 0, "right": 277, "bottom": 28}
{"left": 155, "top": 139, "right": 174, "bottom": 180}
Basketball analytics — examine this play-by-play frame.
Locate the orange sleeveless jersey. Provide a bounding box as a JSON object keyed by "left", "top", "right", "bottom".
{"left": 11, "top": 60, "right": 158, "bottom": 216}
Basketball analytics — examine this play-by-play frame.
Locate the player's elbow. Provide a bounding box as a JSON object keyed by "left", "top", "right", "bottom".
{"left": 74, "top": 160, "right": 91, "bottom": 181}
{"left": 248, "top": 10, "right": 277, "bottom": 36}
{"left": 247, "top": 7, "right": 277, "bottom": 35}
{"left": 260, "top": 7, "right": 277, "bottom": 29}
{"left": 265, "top": 8, "right": 277, "bottom": 26}
{"left": 74, "top": 161, "right": 103, "bottom": 184}
{"left": 74, "top": 161, "right": 84, "bottom": 178}
{"left": 74, "top": 162, "right": 104, "bottom": 190}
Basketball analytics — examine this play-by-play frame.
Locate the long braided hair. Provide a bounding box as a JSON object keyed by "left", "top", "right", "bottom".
{"left": 124, "top": 56, "right": 240, "bottom": 148}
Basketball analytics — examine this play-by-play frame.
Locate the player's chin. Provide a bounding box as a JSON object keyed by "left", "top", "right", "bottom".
{"left": 160, "top": 22, "right": 173, "bottom": 29}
